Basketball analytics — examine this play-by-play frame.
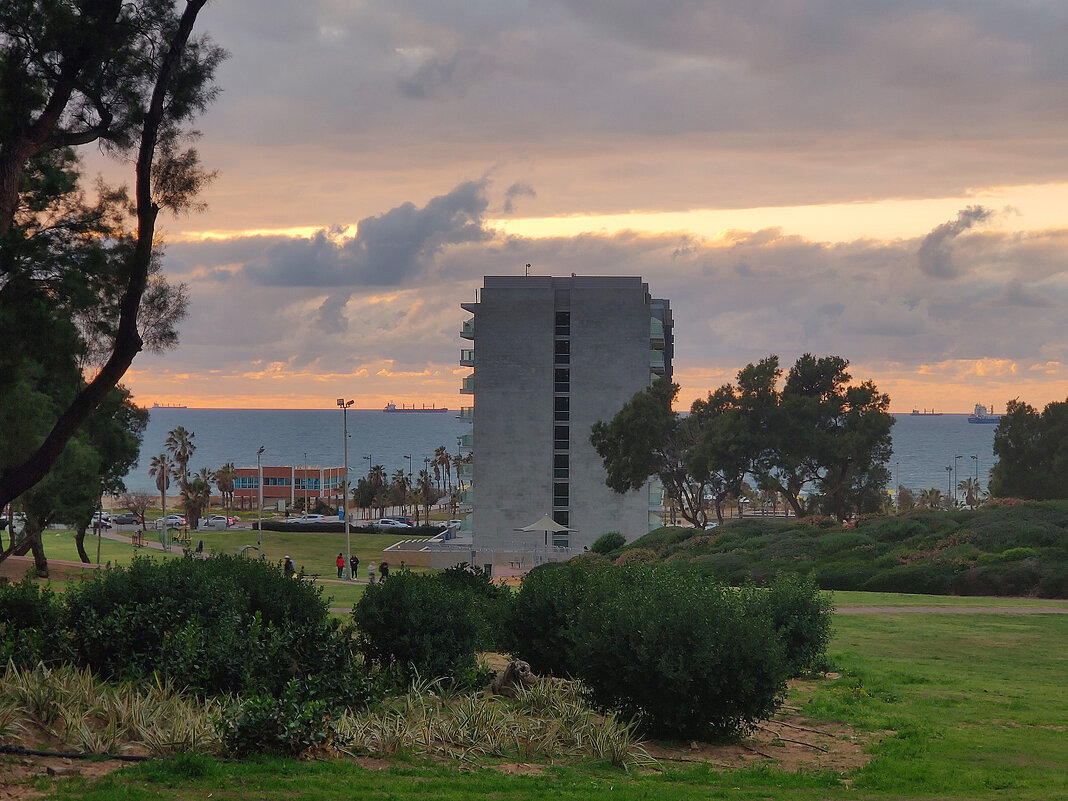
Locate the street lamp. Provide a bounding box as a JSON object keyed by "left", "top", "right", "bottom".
{"left": 944, "top": 465, "right": 952, "bottom": 503}
{"left": 953, "top": 455, "right": 962, "bottom": 504}
{"left": 337, "top": 399, "right": 354, "bottom": 580}
{"left": 257, "top": 446, "right": 265, "bottom": 560}
{"left": 303, "top": 451, "right": 308, "bottom": 513}
{"left": 363, "top": 454, "right": 372, "bottom": 473}
{"left": 971, "top": 454, "right": 979, "bottom": 483}
{"left": 404, "top": 454, "right": 412, "bottom": 479}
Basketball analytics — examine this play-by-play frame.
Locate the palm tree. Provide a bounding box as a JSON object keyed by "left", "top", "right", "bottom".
{"left": 417, "top": 469, "right": 437, "bottom": 522}
{"left": 918, "top": 487, "right": 943, "bottom": 510}
{"left": 164, "top": 426, "right": 196, "bottom": 490}
{"left": 390, "top": 469, "right": 410, "bottom": 515}
{"left": 957, "top": 477, "right": 982, "bottom": 509}
{"left": 148, "top": 453, "right": 173, "bottom": 526}
{"left": 434, "top": 445, "right": 451, "bottom": 491}
{"left": 214, "top": 462, "right": 236, "bottom": 509}
{"left": 181, "top": 470, "right": 212, "bottom": 529}
{"left": 367, "top": 464, "right": 387, "bottom": 517}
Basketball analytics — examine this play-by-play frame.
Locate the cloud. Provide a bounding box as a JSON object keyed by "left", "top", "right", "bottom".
{"left": 917, "top": 205, "right": 993, "bottom": 278}
{"left": 397, "top": 49, "right": 491, "bottom": 98}
{"left": 245, "top": 180, "right": 493, "bottom": 287}
{"left": 502, "top": 182, "right": 536, "bottom": 214}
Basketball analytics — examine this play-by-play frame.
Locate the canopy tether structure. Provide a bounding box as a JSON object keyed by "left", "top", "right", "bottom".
{"left": 516, "top": 514, "right": 573, "bottom": 546}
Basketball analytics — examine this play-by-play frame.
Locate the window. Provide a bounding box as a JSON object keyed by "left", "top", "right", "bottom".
{"left": 554, "top": 368, "right": 570, "bottom": 393}
{"left": 553, "top": 482, "right": 569, "bottom": 508}
{"left": 552, "top": 510, "right": 569, "bottom": 527}
{"left": 554, "top": 339, "right": 570, "bottom": 365}
{"left": 554, "top": 396, "right": 570, "bottom": 421}
{"left": 553, "top": 454, "right": 569, "bottom": 479}
{"left": 553, "top": 425, "right": 569, "bottom": 450}
{"left": 555, "top": 311, "right": 570, "bottom": 335}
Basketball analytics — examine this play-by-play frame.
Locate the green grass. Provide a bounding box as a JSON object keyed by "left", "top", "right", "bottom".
{"left": 831, "top": 590, "right": 1068, "bottom": 608}
{"left": 34, "top": 603, "right": 1068, "bottom": 800}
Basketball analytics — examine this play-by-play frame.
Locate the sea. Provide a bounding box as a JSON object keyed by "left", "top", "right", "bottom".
{"left": 123, "top": 408, "right": 998, "bottom": 497}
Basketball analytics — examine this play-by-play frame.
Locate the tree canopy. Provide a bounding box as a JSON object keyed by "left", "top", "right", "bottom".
{"left": 989, "top": 397, "right": 1068, "bottom": 499}
{"left": 591, "top": 354, "right": 895, "bottom": 524}
{"left": 0, "top": 0, "right": 221, "bottom": 510}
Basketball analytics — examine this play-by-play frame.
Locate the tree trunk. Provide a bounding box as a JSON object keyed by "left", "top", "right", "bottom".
{"left": 27, "top": 528, "right": 49, "bottom": 578}
{"left": 75, "top": 525, "right": 91, "bottom": 563}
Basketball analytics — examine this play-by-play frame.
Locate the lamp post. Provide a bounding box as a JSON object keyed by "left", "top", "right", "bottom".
{"left": 953, "top": 455, "right": 962, "bottom": 505}
{"left": 944, "top": 465, "right": 952, "bottom": 504}
{"left": 971, "top": 454, "right": 979, "bottom": 483}
{"left": 303, "top": 451, "right": 308, "bottom": 513}
{"left": 337, "top": 399, "right": 354, "bottom": 579}
{"left": 257, "top": 446, "right": 265, "bottom": 560}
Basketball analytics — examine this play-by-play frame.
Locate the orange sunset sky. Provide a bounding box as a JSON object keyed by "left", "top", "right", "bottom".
{"left": 99, "top": 1, "right": 1066, "bottom": 414}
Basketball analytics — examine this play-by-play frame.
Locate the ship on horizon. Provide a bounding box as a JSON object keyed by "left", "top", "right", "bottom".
{"left": 967, "top": 403, "right": 1001, "bottom": 424}
{"left": 910, "top": 408, "right": 943, "bottom": 416}
{"left": 152, "top": 402, "right": 188, "bottom": 409}
{"left": 383, "top": 402, "right": 449, "bottom": 413}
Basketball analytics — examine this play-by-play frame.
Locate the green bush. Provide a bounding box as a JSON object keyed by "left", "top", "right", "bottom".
{"left": 437, "top": 562, "right": 511, "bottom": 652}
{"left": 353, "top": 569, "right": 480, "bottom": 683}
{"left": 760, "top": 573, "right": 834, "bottom": 676}
{"left": 0, "top": 578, "right": 69, "bottom": 666}
{"left": 62, "top": 554, "right": 369, "bottom": 700}
{"left": 217, "top": 678, "right": 341, "bottom": 757}
{"left": 590, "top": 531, "right": 626, "bottom": 554}
{"left": 501, "top": 561, "right": 605, "bottom": 677}
{"left": 570, "top": 565, "right": 788, "bottom": 740}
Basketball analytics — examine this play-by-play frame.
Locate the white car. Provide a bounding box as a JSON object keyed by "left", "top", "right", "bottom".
{"left": 155, "top": 514, "right": 187, "bottom": 528}
{"left": 199, "top": 514, "right": 231, "bottom": 529}
{"left": 284, "top": 514, "right": 331, "bottom": 524}
{"left": 372, "top": 518, "right": 412, "bottom": 531}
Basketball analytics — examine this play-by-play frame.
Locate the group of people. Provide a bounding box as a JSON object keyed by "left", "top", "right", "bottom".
{"left": 336, "top": 552, "right": 389, "bottom": 582}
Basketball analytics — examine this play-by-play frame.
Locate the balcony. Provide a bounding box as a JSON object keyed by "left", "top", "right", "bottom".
{"left": 459, "top": 348, "right": 474, "bottom": 367}
{"left": 458, "top": 433, "right": 474, "bottom": 451}
{"left": 458, "top": 406, "right": 474, "bottom": 421}
{"left": 460, "top": 374, "right": 474, "bottom": 394}
{"left": 457, "top": 461, "right": 473, "bottom": 479}
{"left": 650, "top": 317, "right": 665, "bottom": 346}
{"left": 460, "top": 318, "right": 475, "bottom": 340}
{"left": 650, "top": 349, "right": 665, "bottom": 375}
{"left": 460, "top": 488, "right": 474, "bottom": 505}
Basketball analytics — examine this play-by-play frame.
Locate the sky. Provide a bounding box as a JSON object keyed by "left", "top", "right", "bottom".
{"left": 94, "top": 0, "right": 1068, "bottom": 413}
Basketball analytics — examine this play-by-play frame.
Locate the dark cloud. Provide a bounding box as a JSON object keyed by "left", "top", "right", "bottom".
{"left": 246, "top": 181, "right": 492, "bottom": 287}
{"left": 316, "top": 292, "right": 352, "bottom": 333}
{"left": 502, "top": 182, "right": 536, "bottom": 214}
{"left": 397, "top": 50, "right": 491, "bottom": 99}
{"left": 917, "top": 206, "right": 993, "bottom": 278}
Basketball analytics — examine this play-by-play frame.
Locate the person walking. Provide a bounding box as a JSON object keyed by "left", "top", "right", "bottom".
{"left": 336, "top": 552, "right": 344, "bottom": 579}
{"left": 349, "top": 553, "right": 359, "bottom": 580}
{"left": 367, "top": 562, "right": 376, "bottom": 584}
{"left": 283, "top": 555, "right": 295, "bottom": 578}
{"left": 378, "top": 561, "right": 389, "bottom": 581}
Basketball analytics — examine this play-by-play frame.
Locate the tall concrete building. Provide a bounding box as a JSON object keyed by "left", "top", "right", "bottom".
{"left": 459, "top": 275, "right": 673, "bottom": 563}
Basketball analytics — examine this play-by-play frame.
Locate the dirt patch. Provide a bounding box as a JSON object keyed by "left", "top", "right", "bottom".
{"left": 491, "top": 762, "right": 548, "bottom": 776}
{"left": 0, "top": 755, "right": 129, "bottom": 801}
{"left": 355, "top": 756, "right": 393, "bottom": 771}
{"left": 644, "top": 713, "right": 875, "bottom": 774}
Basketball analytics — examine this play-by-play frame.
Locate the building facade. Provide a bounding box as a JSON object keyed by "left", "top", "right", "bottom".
{"left": 233, "top": 465, "right": 346, "bottom": 511}
{"left": 460, "top": 275, "right": 672, "bottom": 558}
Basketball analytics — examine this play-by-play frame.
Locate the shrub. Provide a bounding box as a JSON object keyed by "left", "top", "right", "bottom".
{"left": 62, "top": 554, "right": 368, "bottom": 700}
{"left": 590, "top": 532, "right": 626, "bottom": 554}
{"left": 570, "top": 564, "right": 788, "bottom": 740}
{"left": 501, "top": 561, "right": 605, "bottom": 677}
{"left": 0, "top": 578, "right": 69, "bottom": 666}
{"left": 218, "top": 678, "right": 340, "bottom": 757}
{"left": 353, "top": 570, "right": 480, "bottom": 684}
{"left": 760, "top": 573, "right": 834, "bottom": 675}
{"left": 437, "top": 562, "right": 511, "bottom": 652}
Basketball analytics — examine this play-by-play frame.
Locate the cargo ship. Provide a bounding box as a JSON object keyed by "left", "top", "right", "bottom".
{"left": 383, "top": 402, "right": 449, "bottom": 413}
{"left": 967, "top": 403, "right": 1001, "bottom": 424}
{"left": 910, "top": 408, "right": 943, "bottom": 416}
{"left": 152, "top": 402, "right": 188, "bottom": 409}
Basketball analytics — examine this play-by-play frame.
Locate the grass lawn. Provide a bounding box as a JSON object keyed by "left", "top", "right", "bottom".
{"left": 830, "top": 590, "right": 1068, "bottom": 609}
{"left": 35, "top": 602, "right": 1068, "bottom": 801}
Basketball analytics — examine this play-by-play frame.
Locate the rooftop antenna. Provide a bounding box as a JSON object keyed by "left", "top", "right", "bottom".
{"left": 525, "top": 263, "right": 532, "bottom": 276}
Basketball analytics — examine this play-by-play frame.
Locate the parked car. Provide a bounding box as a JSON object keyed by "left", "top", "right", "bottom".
{"left": 372, "top": 518, "right": 412, "bottom": 531}
{"left": 198, "top": 514, "right": 231, "bottom": 529}
{"left": 155, "top": 514, "right": 187, "bottom": 528}
{"left": 113, "top": 513, "right": 143, "bottom": 525}
{"left": 90, "top": 512, "right": 112, "bottom": 529}
{"left": 282, "top": 513, "right": 330, "bottom": 524}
